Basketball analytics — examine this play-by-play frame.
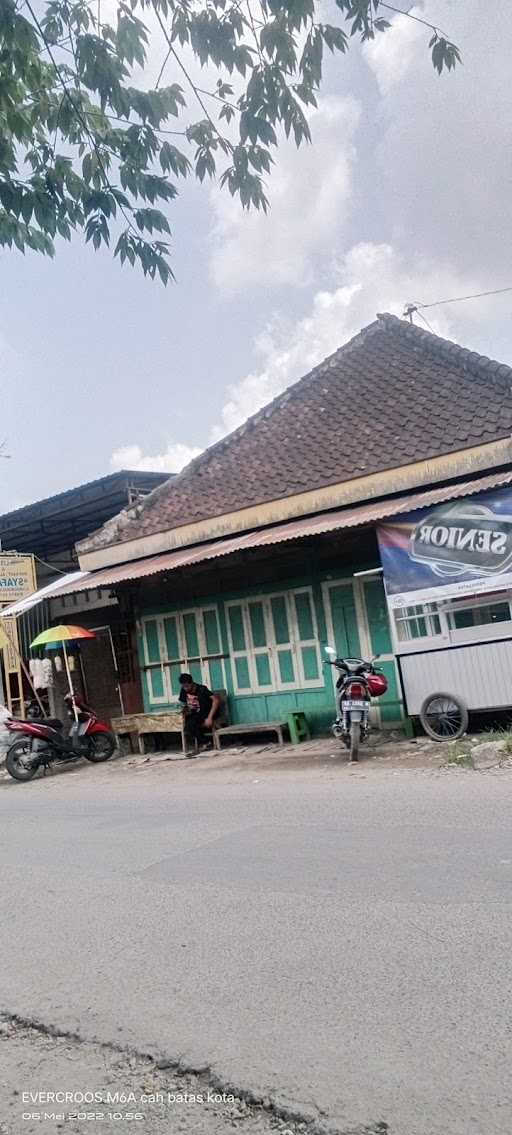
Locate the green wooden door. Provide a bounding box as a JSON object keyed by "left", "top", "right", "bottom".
{"left": 328, "top": 584, "right": 362, "bottom": 659}
{"left": 363, "top": 577, "right": 402, "bottom": 724}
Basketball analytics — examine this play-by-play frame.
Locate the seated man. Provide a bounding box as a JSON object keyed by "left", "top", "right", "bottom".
{"left": 178, "top": 673, "right": 220, "bottom": 756}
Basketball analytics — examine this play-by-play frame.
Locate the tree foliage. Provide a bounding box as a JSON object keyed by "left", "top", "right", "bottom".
{"left": 0, "top": 0, "right": 461, "bottom": 282}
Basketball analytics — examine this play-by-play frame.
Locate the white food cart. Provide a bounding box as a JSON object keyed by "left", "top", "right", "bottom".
{"left": 377, "top": 483, "right": 512, "bottom": 739}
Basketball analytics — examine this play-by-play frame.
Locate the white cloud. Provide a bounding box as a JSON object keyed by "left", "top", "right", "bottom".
{"left": 109, "top": 240, "right": 509, "bottom": 471}
{"left": 364, "top": 0, "right": 512, "bottom": 286}
{"left": 209, "top": 96, "right": 361, "bottom": 292}
{"left": 110, "top": 442, "right": 202, "bottom": 474}
{"left": 212, "top": 241, "right": 491, "bottom": 438}
{"left": 365, "top": 6, "right": 425, "bottom": 95}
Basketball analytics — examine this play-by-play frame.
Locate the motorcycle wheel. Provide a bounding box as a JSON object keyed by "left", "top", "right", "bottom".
{"left": 84, "top": 732, "right": 116, "bottom": 762}
{"left": 6, "top": 740, "right": 39, "bottom": 782}
{"left": 349, "top": 721, "right": 360, "bottom": 761}
{"left": 420, "top": 692, "right": 468, "bottom": 741}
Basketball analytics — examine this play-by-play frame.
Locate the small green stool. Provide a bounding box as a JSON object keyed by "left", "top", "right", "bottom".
{"left": 286, "top": 711, "right": 311, "bottom": 745}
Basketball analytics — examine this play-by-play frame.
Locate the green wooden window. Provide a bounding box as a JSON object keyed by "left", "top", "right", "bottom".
{"left": 203, "top": 608, "right": 221, "bottom": 654}
{"left": 183, "top": 612, "right": 200, "bottom": 659}
{"left": 295, "top": 592, "right": 314, "bottom": 640}
{"left": 293, "top": 590, "right": 320, "bottom": 684}
{"left": 141, "top": 606, "right": 226, "bottom": 705}
{"left": 147, "top": 667, "right": 165, "bottom": 702}
{"left": 226, "top": 588, "right": 322, "bottom": 695}
{"left": 228, "top": 604, "right": 252, "bottom": 692}
{"left": 249, "top": 601, "right": 267, "bottom": 648}
{"left": 144, "top": 619, "right": 160, "bottom": 663}
{"left": 163, "top": 615, "right": 180, "bottom": 661}
{"left": 142, "top": 619, "right": 167, "bottom": 704}
{"left": 235, "top": 655, "right": 251, "bottom": 690}
{"left": 271, "top": 596, "right": 290, "bottom": 644}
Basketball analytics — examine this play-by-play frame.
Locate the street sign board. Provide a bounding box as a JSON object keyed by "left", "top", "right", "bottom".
{"left": 0, "top": 554, "right": 37, "bottom": 604}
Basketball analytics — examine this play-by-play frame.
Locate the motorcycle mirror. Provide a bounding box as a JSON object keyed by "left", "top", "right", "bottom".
{"left": 324, "top": 645, "right": 337, "bottom": 657}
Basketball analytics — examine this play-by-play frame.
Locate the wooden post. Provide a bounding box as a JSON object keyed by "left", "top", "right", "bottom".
{"left": 0, "top": 617, "right": 45, "bottom": 714}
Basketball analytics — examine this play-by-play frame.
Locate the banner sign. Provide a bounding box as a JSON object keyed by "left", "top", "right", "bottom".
{"left": 0, "top": 554, "right": 36, "bottom": 604}
{"left": 377, "top": 486, "right": 512, "bottom": 608}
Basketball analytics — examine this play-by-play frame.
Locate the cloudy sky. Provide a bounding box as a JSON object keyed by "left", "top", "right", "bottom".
{"left": 1, "top": 0, "right": 511, "bottom": 512}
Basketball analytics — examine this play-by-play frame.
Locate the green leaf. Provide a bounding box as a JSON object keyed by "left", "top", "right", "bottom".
{"left": 159, "top": 142, "right": 191, "bottom": 178}
{"left": 0, "top": 0, "right": 460, "bottom": 283}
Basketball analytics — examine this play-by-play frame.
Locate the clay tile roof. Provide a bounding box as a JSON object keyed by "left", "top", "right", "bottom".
{"left": 80, "top": 314, "right": 512, "bottom": 554}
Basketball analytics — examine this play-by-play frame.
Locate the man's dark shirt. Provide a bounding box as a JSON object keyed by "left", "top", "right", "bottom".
{"left": 179, "top": 683, "right": 213, "bottom": 719}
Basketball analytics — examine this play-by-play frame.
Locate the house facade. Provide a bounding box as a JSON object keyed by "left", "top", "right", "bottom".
{"left": 128, "top": 525, "right": 402, "bottom": 733}
{"left": 6, "top": 313, "right": 512, "bottom": 733}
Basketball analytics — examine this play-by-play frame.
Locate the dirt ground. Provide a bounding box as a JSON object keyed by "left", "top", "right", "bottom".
{"left": 0, "top": 726, "right": 503, "bottom": 790}
{"left": 1, "top": 1015, "right": 344, "bottom": 1135}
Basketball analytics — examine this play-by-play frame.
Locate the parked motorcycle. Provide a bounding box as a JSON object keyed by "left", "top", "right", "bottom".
{"left": 325, "top": 646, "right": 388, "bottom": 761}
{"left": 5, "top": 694, "right": 116, "bottom": 782}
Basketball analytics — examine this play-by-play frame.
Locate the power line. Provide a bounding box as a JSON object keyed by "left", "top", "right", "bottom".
{"left": 416, "top": 309, "right": 436, "bottom": 335}
{"left": 404, "top": 285, "right": 512, "bottom": 324}
{"left": 380, "top": 3, "right": 449, "bottom": 39}
{"left": 418, "top": 285, "right": 512, "bottom": 310}
{"left": 33, "top": 554, "right": 69, "bottom": 576}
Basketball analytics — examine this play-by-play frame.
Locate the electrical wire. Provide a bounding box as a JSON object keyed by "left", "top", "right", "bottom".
{"left": 33, "top": 554, "right": 70, "bottom": 576}
{"left": 417, "top": 285, "right": 512, "bottom": 310}
{"left": 416, "top": 309, "right": 436, "bottom": 335}
{"left": 404, "top": 285, "right": 512, "bottom": 323}
{"left": 380, "top": 3, "right": 449, "bottom": 39}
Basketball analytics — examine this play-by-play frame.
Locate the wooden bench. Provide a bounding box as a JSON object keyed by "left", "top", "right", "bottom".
{"left": 111, "top": 691, "right": 228, "bottom": 756}
{"left": 213, "top": 720, "right": 287, "bottom": 749}
{"left": 111, "top": 711, "right": 185, "bottom": 755}
{"left": 112, "top": 700, "right": 294, "bottom": 756}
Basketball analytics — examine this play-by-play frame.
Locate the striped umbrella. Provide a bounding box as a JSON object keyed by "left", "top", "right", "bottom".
{"left": 30, "top": 625, "right": 96, "bottom": 718}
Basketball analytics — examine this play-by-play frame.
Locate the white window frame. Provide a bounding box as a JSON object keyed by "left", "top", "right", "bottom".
{"left": 141, "top": 617, "right": 169, "bottom": 705}
{"left": 394, "top": 602, "right": 444, "bottom": 643}
{"left": 444, "top": 593, "right": 512, "bottom": 645}
{"left": 141, "top": 607, "right": 226, "bottom": 704}
{"left": 226, "top": 587, "right": 323, "bottom": 695}
{"left": 390, "top": 589, "right": 512, "bottom": 654}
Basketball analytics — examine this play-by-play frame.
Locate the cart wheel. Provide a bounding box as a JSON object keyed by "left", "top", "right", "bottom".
{"left": 420, "top": 692, "right": 469, "bottom": 742}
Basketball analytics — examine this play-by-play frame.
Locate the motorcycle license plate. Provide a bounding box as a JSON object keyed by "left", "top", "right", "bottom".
{"left": 343, "top": 699, "right": 366, "bottom": 709}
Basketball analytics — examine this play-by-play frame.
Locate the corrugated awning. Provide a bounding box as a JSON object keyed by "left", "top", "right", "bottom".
{"left": 0, "top": 571, "right": 89, "bottom": 617}
{"left": 3, "top": 467, "right": 512, "bottom": 617}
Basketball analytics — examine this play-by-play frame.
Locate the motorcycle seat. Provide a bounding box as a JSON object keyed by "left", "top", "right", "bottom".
{"left": 41, "top": 718, "right": 63, "bottom": 730}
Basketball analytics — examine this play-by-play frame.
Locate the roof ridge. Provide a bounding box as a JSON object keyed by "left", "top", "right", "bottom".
{"left": 110, "top": 312, "right": 512, "bottom": 526}
{"left": 172, "top": 317, "right": 383, "bottom": 485}
{"left": 376, "top": 311, "right": 512, "bottom": 383}
{"left": 78, "top": 312, "right": 512, "bottom": 557}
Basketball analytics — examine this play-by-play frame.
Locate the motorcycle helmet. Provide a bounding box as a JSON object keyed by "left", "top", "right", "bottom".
{"left": 367, "top": 672, "right": 388, "bottom": 696}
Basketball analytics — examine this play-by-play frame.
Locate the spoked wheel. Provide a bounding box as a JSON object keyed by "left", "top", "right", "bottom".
{"left": 420, "top": 692, "right": 469, "bottom": 742}
{"left": 5, "top": 740, "right": 39, "bottom": 782}
{"left": 349, "top": 720, "right": 360, "bottom": 761}
{"left": 84, "top": 732, "right": 116, "bottom": 763}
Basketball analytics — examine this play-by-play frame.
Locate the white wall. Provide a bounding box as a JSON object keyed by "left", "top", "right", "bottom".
{"left": 401, "top": 639, "right": 512, "bottom": 715}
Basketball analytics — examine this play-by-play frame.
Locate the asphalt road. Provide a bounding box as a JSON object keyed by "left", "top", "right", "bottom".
{"left": 1, "top": 752, "right": 511, "bottom": 1135}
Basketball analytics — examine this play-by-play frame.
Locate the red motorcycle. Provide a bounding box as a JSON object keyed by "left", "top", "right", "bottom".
{"left": 325, "top": 647, "right": 388, "bottom": 761}
{"left": 5, "top": 694, "right": 116, "bottom": 782}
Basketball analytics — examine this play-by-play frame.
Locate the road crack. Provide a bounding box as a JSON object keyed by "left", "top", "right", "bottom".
{"left": 0, "top": 1012, "right": 388, "bottom": 1135}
